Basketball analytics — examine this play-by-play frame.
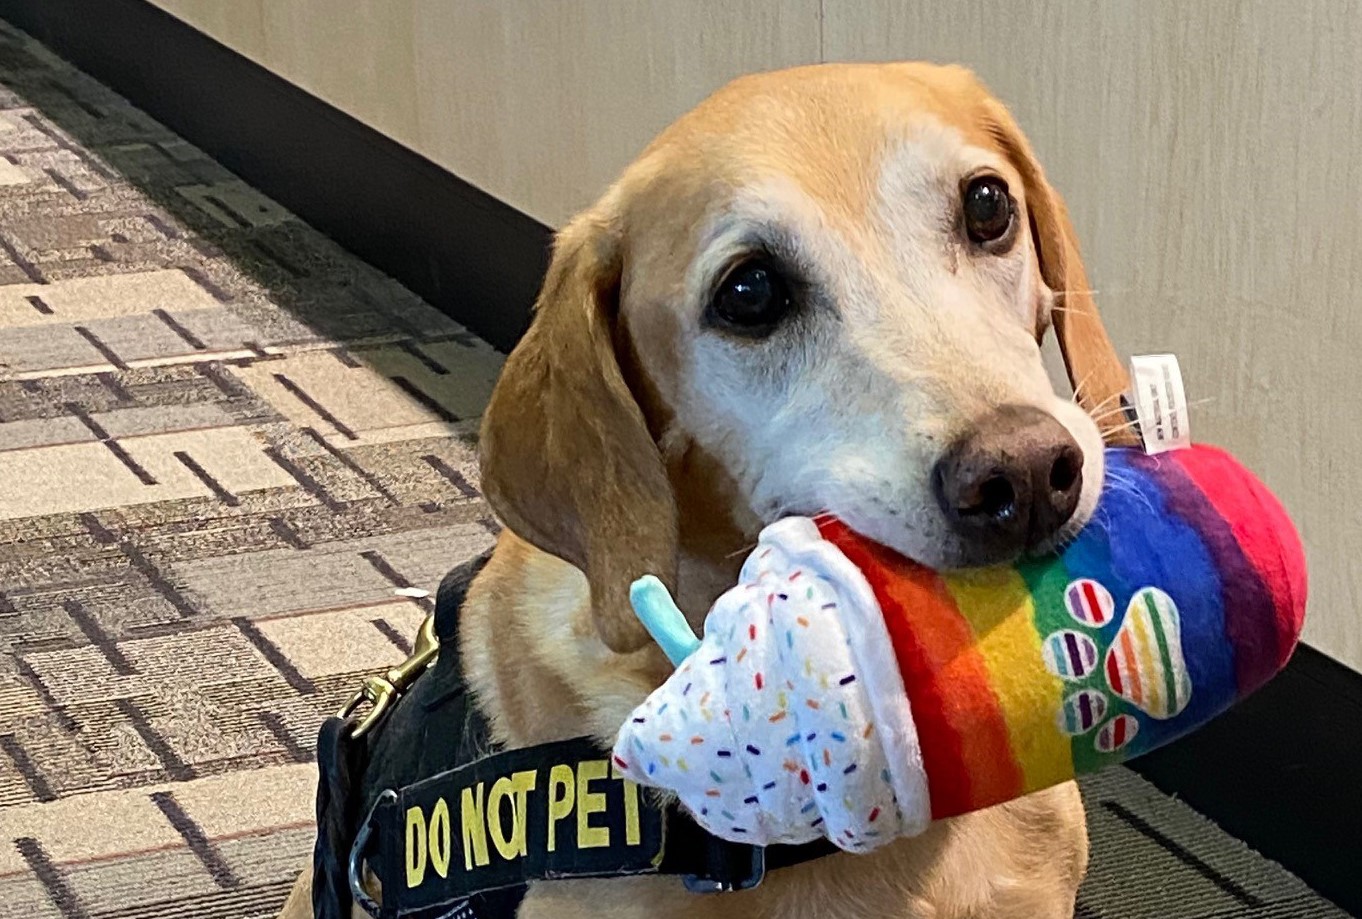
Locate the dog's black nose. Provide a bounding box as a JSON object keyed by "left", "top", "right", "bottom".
{"left": 933, "top": 406, "right": 1084, "bottom": 556}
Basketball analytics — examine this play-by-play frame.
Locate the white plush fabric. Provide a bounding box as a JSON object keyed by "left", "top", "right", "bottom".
{"left": 612, "top": 518, "right": 931, "bottom": 850}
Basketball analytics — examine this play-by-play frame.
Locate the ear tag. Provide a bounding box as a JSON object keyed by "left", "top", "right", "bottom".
{"left": 629, "top": 576, "right": 701, "bottom": 667}
{"left": 1127, "top": 353, "right": 1192, "bottom": 454}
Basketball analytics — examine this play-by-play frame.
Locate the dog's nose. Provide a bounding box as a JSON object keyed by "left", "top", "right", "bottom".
{"left": 932, "top": 406, "right": 1084, "bottom": 556}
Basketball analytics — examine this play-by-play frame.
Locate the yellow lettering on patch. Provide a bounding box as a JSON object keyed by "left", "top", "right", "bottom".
{"left": 612, "top": 762, "right": 642, "bottom": 846}
{"left": 486, "top": 772, "right": 536, "bottom": 861}
{"left": 508, "top": 770, "right": 537, "bottom": 857}
{"left": 487, "top": 777, "right": 518, "bottom": 861}
{"left": 576, "top": 760, "right": 610, "bottom": 849}
{"left": 405, "top": 806, "right": 428, "bottom": 888}
{"left": 461, "top": 782, "right": 491, "bottom": 870}
{"left": 429, "top": 797, "right": 452, "bottom": 878}
{"left": 546, "top": 764, "right": 575, "bottom": 852}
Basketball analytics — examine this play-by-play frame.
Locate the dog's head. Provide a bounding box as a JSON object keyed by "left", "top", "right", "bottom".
{"left": 481, "top": 63, "right": 1132, "bottom": 653}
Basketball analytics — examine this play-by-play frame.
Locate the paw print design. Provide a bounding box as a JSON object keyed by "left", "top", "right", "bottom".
{"left": 1044, "top": 580, "right": 1194, "bottom": 753}
{"left": 1104, "top": 587, "right": 1193, "bottom": 720}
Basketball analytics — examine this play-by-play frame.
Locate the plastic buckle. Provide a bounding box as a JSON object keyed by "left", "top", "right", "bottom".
{"left": 682, "top": 845, "right": 766, "bottom": 894}
{"left": 348, "top": 789, "right": 397, "bottom": 918}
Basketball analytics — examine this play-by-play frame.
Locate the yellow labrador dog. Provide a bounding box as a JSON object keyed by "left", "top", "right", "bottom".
{"left": 282, "top": 61, "right": 1134, "bottom": 919}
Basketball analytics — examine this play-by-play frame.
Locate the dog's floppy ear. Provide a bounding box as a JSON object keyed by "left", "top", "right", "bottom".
{"left": 479, "top": 207, "right": 676, "bottom": 653}
{"left": 981, "top": 99, "right": 1138, "bottom": 445}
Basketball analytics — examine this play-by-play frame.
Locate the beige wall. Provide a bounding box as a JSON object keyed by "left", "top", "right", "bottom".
{"left": 147, "top": 0, "right": 821, "bottom": 224}
{"left": 151, "top": 0, "right": 1360, "bottom": 671}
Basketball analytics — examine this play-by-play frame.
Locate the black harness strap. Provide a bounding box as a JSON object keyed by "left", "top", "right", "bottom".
{"left": 313, "top": 715, "right": 367, "bottom": 918}
{"left": 367, "top": 736, "right": 666, "bottom": 918}
{"left": 314, "top": 550, "right": 837, "bottom": 919}
{"left": 358, "top": 747, "right": 839, "bottom": 919}
{"left": 313, "top": 551, "right": 496, "bottom": 919}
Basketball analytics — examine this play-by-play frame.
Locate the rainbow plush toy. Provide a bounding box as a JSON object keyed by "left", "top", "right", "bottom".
{"left": 611, "top": 445, "right": 1306, "bottom": 851}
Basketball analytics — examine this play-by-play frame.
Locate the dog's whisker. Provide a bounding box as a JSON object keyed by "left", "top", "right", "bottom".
{"left": 1093, "top": 388, "right": 1124, "bottom": 409}
{"left": 1078, "top": 392, "right": 1122, "bottom": 416}
{"left": 1090, "top": 404, "right": 1134, "bottom": 424}
{"left": 1100, "top": 422, "right": 1143, "bottom": 444}
{"left": 727, "top": 508, "right": 837, "bottom": 558}
{"left": 1100, "top": 473, "right": 1145, "bottom": 506}
{"left": 1052, "top": 285, "right": 1177, "bottom": 299}
{"left": 1092, "top": 414, "right": 1132, "bottom": 431}
{"left": 1091, "top": 394, "right": 1215, "bottom": 432}
{"left": 1047, "top": 292, "right": 1103, "bottom": 302}
{"left": 1104, "top": 467, "right": 1141, "bottom": 488}
{"left": 1102, "top": 428, "right": 1140, "bottom": 442}
{"left": 1070, "top": 371, "right": 1095, "bottom": 405}
{"left": 1083, "top": 390, "right": 1124, "bottom": 417}
{"left": 1104, "top": 466, "right": 1158, "bottom": 514}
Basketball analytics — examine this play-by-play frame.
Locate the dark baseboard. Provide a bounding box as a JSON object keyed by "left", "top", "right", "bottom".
{"left": 0, "top": 0, "right": 550, "bottom": 355}
{"left": 1130, "top": 644, "right": 1362, "bottom": 916}
{"left": 3, "top": 1, "right": 1360, "bottom": 915}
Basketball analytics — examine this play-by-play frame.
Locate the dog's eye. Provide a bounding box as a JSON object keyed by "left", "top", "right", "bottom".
{"left": 710, "top": 259, "right": 792, "bottom": 330}
{"left": 962, "top": 176, "right": 1014, "bottom": 244}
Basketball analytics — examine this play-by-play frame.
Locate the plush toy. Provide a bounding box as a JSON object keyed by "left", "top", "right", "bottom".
{"left": 611, "top": 445, "right": 1306, "bottom": 852}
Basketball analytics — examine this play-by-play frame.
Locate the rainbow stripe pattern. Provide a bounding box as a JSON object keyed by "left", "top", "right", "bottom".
{"left": 819, "top": 444, "right": 1306, "bottom": 821}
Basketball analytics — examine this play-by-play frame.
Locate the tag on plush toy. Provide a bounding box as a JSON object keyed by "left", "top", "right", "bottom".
{"left": 1128, "top": 353, "right": 1191, "bottom": 454}
{"left": 613, "top": 445, "right": 1306, "bottom": 853}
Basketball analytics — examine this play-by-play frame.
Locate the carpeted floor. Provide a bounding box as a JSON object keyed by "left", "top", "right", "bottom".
{"left": 0, "top": 21, "right": 1348, "bottom": 919}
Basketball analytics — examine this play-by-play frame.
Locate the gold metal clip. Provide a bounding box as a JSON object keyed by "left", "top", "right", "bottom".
{"left": 337, "top": 614, "right": 440, "bottom": 738}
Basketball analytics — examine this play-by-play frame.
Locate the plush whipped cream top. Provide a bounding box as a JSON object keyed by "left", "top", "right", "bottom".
{"left": 611, "top": 518, "right": 930, "bottom": 850}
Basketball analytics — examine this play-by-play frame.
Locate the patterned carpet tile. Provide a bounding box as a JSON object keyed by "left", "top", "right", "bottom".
{"left": 0, "top": 20, "right": 500, "bottom": 918}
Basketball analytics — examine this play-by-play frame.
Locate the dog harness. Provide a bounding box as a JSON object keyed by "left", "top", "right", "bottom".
{"left": 312, "top": 552, "right": 839, "bottom": 919}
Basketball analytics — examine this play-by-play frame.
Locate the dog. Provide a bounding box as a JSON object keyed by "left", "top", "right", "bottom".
{"left": 280, "top": 61, "right": 1135, "bottom": 919}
